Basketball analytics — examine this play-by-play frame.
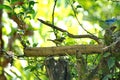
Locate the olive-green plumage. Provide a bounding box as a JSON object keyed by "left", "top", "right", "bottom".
{"left": 47, "top": 37, "right": 65, "bottom": 45}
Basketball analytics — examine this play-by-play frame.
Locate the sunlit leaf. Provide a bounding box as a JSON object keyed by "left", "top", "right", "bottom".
{"left": 77, "top": 0, "right": 93, "bottom": 10}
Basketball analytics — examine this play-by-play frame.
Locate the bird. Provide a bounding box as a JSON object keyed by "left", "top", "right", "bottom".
{"left": 47, "top": 37, "right": 65, "bottom": 45}
{"left": 105, "top": 18, "right": 117, "bottom": 26}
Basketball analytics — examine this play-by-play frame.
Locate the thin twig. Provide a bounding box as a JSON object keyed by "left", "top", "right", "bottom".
{"left": 52, "top": 0, "right": 58, "bottom": 46}
{"left": 38, "top": 19, "right": 67, "bottom": 32}
{"left": 38, "top": 19, "right": 100, "bottom": 44}
{"left": 67, "top": 0, "right": 92, "bottom": 34}
{"left": 67, "top": 0, "right": 98, "bottom": 40}
{"left": 52, "top": 0, "right": 57, "bottom": 25}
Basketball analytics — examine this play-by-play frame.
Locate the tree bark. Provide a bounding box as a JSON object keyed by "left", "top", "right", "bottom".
{"left": 24, "top": 45, "right": 105, "bottom": 57}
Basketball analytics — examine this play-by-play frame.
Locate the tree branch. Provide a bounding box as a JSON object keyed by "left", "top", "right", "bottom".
{"left": 38, "top": 19, "right": 100, "bottom": 44}
{"left": 24, "top": 45, "right": 105, "bottom": 57}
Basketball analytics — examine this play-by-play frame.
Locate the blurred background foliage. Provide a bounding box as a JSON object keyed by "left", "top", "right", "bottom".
{"left": 0, "top": 0, "right": 120, "bottom": 80}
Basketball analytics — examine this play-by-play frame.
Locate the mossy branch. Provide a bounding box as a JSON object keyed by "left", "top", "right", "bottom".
{"left": 24, "top": 45, "right": 106, "bottom": 57}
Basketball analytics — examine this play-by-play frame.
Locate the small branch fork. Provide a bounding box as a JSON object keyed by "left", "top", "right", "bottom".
{"left": 38, "top": 19, "right": 100, "bottom": 44}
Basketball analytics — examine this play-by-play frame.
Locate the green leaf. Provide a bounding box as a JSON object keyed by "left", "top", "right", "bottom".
{"left": 29, "top": 1, "right": 37, "bottom": 7}
{"left": 24, "top": 65, "right": 32, "bottom": 70}
{"left": 26, "top": 8, "right": 35, "bottom": 14}
{"left": 107, "top": 57, "right": 115, "bottom": 69}
{"left": 103, "top": 74, "right": 112, "bottom": 80}
{"left": 77, "top": 0, "right": 93, "bottom": 10}
{"left": 103, "top": 76, "right": 108, "bottom": 80}
{"left": 30, "top": 66, "right": 36, "bottom": 71}
{"left": 76, "top": 5, "right": 82, "bottom": 8}
{"left": 18, "top": 12, "right": 24, "bottom": 16}
{"left": 24, "top": 16, "right": 31, "bottom": 19}
{"left": 0, "top": 4, "right": 12, "bottom": 12}
{"left": 103, "top": 52, "right": 110, "bottom": 58}
{"left": 33, "top": 43, "right": 38, "bottom": 47}
{"left": 7, "top": 0, "right": 10, "bottom": 2}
